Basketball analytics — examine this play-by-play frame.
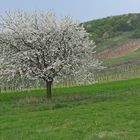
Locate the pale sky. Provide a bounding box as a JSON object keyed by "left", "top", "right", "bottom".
{"left": 0, "top": 0, "right": 140, "bottom": 22}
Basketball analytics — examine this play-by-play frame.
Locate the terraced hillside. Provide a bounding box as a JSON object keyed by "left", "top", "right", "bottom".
{"left": 83, "top": 13, "right": 140, "bottom": 82}
{"left": 96, "top": 39, "right": 140, "bottom": 60}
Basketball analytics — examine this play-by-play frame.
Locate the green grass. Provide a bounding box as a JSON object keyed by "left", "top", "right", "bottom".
{"left": 1, "top": 78, "right": 140, "bottom": 140}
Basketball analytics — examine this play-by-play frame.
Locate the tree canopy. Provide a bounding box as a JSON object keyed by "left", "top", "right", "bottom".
{"left": 0, "top": 11, "right": 100, "bottom": 98}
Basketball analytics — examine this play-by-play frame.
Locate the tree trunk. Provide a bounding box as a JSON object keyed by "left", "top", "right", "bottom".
{"left": 46, "top": 80, "right": 52, "bottom": 99}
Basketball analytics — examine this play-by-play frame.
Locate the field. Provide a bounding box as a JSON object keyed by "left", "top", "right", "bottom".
{"left": 1, "top": 78, "right": 140, "bottom": 140}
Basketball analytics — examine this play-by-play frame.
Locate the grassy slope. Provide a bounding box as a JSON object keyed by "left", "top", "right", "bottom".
{"left": 84, "top": 13, "right": 140, "bottom": 67}
{"left": 103, "top": 48, "right": 140, "bottom": 66}
{"left": 1, "top": 78, "right": 140, "bottom": 140}
{"left": 96, "top": 32, "right": 133, "bottom": 53}
{"left": 82, "top": 14, "right": 140, "bottom": 82}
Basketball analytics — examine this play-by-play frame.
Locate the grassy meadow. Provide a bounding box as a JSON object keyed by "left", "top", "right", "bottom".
{"left": 1, "top": 78, "right": 140, "bottom": 140}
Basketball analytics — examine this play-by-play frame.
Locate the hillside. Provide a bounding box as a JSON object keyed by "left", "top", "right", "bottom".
{"left": 83, "top": 13, "right": 140, "bottom": 82}
{"left": 84, "top": 13, "right": 140, "bottom": 45}
{"left": 84, "top": 13, "right": 140, "bottom": 54}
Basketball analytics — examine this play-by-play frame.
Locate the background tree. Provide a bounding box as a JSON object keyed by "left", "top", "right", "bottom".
{"left": 0, "top": 11, "right": 100, "bottom": 99}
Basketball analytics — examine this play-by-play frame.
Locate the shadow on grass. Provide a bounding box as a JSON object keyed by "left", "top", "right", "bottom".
{"left": 12, "top": 90, "right": 138, "bottom": 112}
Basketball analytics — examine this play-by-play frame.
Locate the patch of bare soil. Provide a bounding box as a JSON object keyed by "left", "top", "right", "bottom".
{"left": 96, "top": 39, "right": 140, "bottom": 60}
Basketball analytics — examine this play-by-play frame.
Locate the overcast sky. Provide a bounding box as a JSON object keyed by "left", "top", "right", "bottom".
{"left": 0, "top": 0, "right": 140, "bottom": 22}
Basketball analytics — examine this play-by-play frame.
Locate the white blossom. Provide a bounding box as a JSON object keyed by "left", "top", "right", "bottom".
{"left": 0, "top": 11, "right": 100, "bottom": 97}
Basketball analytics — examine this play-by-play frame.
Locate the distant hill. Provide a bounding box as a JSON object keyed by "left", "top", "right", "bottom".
{"left": 83, "top": 13, "right": 140, "bottom": 68}
{"left": 82, "top": 13, "right": 140, "bottom": 81}
{"left": 83, "top": 13, "right": 140, "bottom": 44}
